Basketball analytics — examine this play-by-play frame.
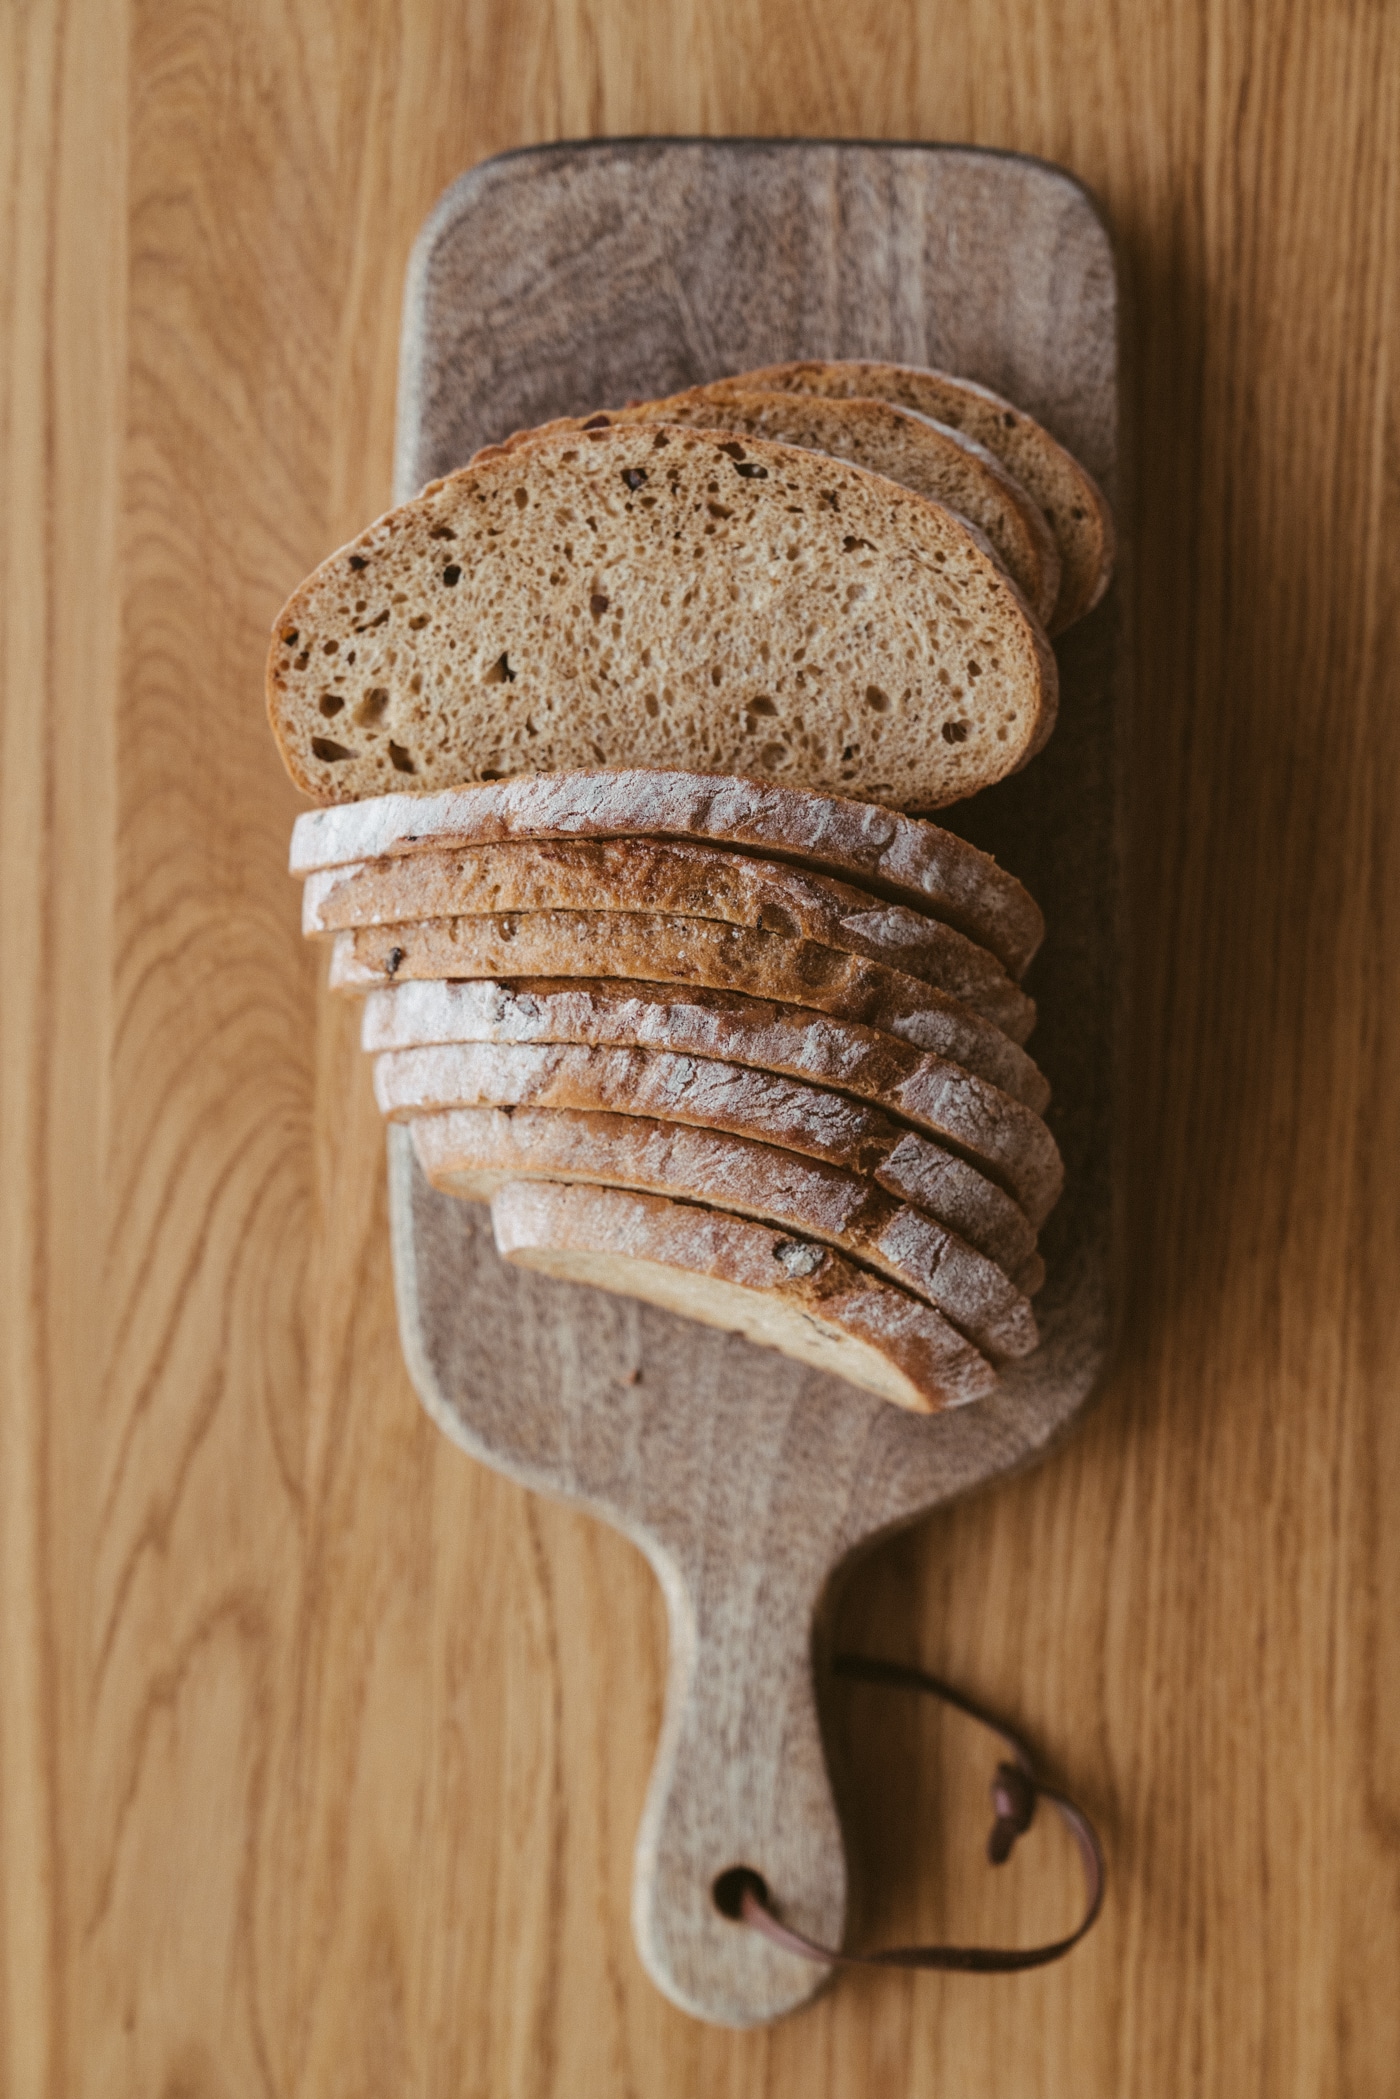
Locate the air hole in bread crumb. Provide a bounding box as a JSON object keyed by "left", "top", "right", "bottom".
{"left": 311, "top": 737, "right": 356, "bottom": 761}
{"left": 348, "top": 555, "right": 367, "bottom": 571}
{"left": 322, "top": 639, "right": 339, "bottom": 654}
{"left": 429, "top": 525, "right": 456, "bottom": 540}
{"left": 388, "top": 741, "right": 416, "bottom": 774}
{"left": 748, "top": 695, "right": 777, "bottom": 717}
{"left": 760, "top": 743, "right": 790, "bottom": 768}
{"left": 734, "top": 462, "right": 768, "bottom": 479}
{"left": 318, "top": 694, "right": 344, "bottom": 717}
{"left": 514, "top": 487, "right": 529, "bottom": 508}
{"left": 386, "top": 946, "right": 404, "bottom": 976}
{"left": 622, "top": 469, "right": 647, "bottom": 491}
{"left": 441, "top": 565, "right": 462, "bottom": 586}
{"left": 408, "top": 614, "right": 429, "bottom": 630}
{"left": 865, "top": 685, "right": 889, "bottom": 712}
{"left": 843, "top": 536, "right": 874, "bottom": 553}
{"left": 590, "top": 593, "right": 610, "bottom": 619}
{"left": 942, "top": 720, "right": 970, "bottom": 744}
{"left": 354, "top": 688, "right": 389, "bottom": 727}
{"left": 644, "top": 695, "right": 659, "bottom": 718}
{"left": 281, "top": 630, "right": 298, "bottom": 646}
{"left": 483, "top": 652, "right": 516, "bottom": 684}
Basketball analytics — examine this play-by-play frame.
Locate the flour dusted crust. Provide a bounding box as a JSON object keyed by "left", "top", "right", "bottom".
{"left": 302, "top": 836, "right": 1032, "bottom": 1037}
{"left": 720, "top": 361, "right": 1113, "bottom": 633}
{"left": 374, "top": 1039, "right": 1045, "bottom": 1286}
{"left": 367, "top": 973, "right": 1060, "bottom": 1229}
{"left": 362, "top": 976, "right": 1059, "bottom": 1232}
{"left": 481, "top": 386, "right": 1062, "bottom": 627}
{"left": 410, "top": 1102, "right": 1036, "bottom": 1360}
{"left": 327, "top": 913, "right": 1049, "bottom": 1106}
{"left": 489, "top": 1180, "right": 994, "bottom": 1412}
{"left": 288, "top": 766, "right": 1044, "bottom": 978}
{"left": 267, "top": 423, "right": 1057, "bottom": 811}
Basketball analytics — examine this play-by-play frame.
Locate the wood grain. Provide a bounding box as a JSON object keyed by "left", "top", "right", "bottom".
{"left": 4, "top": 0, "right": 1400, "bottom": 2090}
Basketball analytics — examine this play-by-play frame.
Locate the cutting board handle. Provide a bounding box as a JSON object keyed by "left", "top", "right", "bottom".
{"left": 630, "top": 1549, "right": 846, "bottom": 2026}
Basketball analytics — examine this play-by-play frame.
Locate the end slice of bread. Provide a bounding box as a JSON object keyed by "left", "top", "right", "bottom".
{"left": 490, "top": 1180, "right": 995, "bottom": 1411}
{"left": 288, "top": 767, "right": 1045, "bottom": 979}
{"left": 481, "top": 386, "right": 1061, "bottom": 628}
{"left": 267, "top": 423, "right": 1057, "bottom": 811}
{"left": 718, "top": 360, "right": 1114, "bottom": 632}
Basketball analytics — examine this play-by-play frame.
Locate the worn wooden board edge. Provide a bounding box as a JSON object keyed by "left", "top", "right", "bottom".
{"left": 381, "top": 137, "right": 1125, "bottom": 2024}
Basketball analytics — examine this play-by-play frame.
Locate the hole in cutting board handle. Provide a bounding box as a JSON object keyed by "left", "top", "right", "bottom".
{"left": 712, "top": 1866, "right": 771, "bottom": 1921}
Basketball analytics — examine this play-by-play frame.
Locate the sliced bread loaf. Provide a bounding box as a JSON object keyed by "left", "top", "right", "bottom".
{"left": 717, "top": 360, "right": 1113, "bottom": 631}
{"left": 267, "top": 423, "right": 1057, "bottom": 811}
{"left": 362, "top": 976, "right": 1061, "bottom": 1228}
{"left": 327, "top": 913, "right": 1048, "bottom": 1102}
{"left": 374, "top": 1040, "right": 1042, "bottom": 1283}
{"left": 302, "top": 837, "right": 1031, "bottom": 1036}
{"left": 490, "top": 1180, "right": 994, "bottom": 1411}
{"left": 288, "top": 767, "right": 1045, "bottom": 978}
{"left": 413, "top": 1103, "right": 1035, "bottom": 1359}
{"left": 481, "top": 387, "right": 1061, "bottom": 627}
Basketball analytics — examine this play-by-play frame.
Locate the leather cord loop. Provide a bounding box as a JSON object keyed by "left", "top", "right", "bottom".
{"left": 731, "top": 1654, "right": 1104, "bottom": 1974}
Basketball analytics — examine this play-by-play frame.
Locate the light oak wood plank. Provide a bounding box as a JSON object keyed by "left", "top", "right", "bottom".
{"left": 4, "top": 0, "right": 1400, "bottom": 2090}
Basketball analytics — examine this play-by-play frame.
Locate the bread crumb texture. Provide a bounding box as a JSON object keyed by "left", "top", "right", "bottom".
{"left": 268, "top": 424, "right": 1053, "bottom": 809}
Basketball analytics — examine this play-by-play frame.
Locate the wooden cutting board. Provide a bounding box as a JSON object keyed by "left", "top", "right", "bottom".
{"left": 386, "top": 137, "right": 1122, "bottom": 2027}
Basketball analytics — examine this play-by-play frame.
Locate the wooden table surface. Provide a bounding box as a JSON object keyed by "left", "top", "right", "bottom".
{"left": 5, "top": 3, "right": 1399, "bottom": 2092}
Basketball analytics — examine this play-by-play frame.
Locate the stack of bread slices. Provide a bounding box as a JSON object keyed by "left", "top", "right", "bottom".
{"left": 271, "top": 359, "right": 1113, "bottom": 1415}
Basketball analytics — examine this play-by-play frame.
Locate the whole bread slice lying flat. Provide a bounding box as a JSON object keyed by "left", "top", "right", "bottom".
{"left": 411, "top": 1103, "right": 1036, "bottom": 1360}
{"left": 327, "top": 913, "right": 1048, "bottom": 1105}
{"left": 363, "top": 977, "right": 1060, "bottom": 1231}
{"left": 490, "top": 1180, "right": 994, "bottom": 1412}
{"left": 717, "top": 361, "right": 1114, "bottom": 632}
{"left": 375, "top": 1040, "right": 1043, "bottom": 1291}
{"left": 288, "top": 767, "right": 1045, "bottom": 979}
{"left": 267, "top": 423, "right": 1057, "bottom": 811}
{"left": 302, "top": 837, "right": 1031, "bottom": 1037}
{"left": 481, "top": 387, "right": 1061, "bottom": 627}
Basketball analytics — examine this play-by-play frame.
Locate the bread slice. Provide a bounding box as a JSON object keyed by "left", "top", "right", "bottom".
{"left": 716, "top": 361, "right": 1113, "bottom": 632}
{"left": 374, "top": 1041, "right": 1044, "bottom": 1291}
{"left": 480, "top": 387, "right": 1061, "bottom": 627}
{"left": 490, "top": 1181, "right": 994, "bottom": 1411}
{"left": 302, "top": 837, "right": 1032, "bottom": 1038}
{"left": 327, "top": 913, "right": 1049, "bottom": 1105}
{"left": 409, "top": 1103, "right": 1036, "bottom": 1361}
{"left": 267, "top": 423, "right": 1057, "bottom": 811}
{"left": 363, "top": 974, "right": 1059, "bottom": 1228}
{"left": 288, "top": 766, "right": 1045, "bottom": 979}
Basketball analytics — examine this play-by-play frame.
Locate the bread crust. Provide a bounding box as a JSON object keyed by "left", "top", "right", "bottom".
{"left": 365, "top": 979, "right": 1058, "bottom": 1231}
{"left": 375, "top": 1037, "right": 1044, "bottom": 1275}
{"left": 303, "top": 836, "right": 1032, "bottom": 1038}
{"left": 412, "top": 1102, "right": 1036, "bottom": 1359}
{"left": 288, "top": 766, "right": 1044, "bottom": 978}
{"left": 490, "top": 1180, "right": 995, "bottom": 1411}
{"left": 327, "top": 911, "right": 1049, "bottom": 1107}
{"left": 479, "top": 386, "right": 1062, "bottom": 627}
{"left": 267, "top": 423, "right": 1056, "bottom": 811}
{"left": 719, "top": 360, "right": 1114, "bottom": 632}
